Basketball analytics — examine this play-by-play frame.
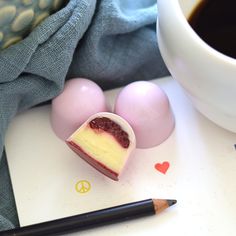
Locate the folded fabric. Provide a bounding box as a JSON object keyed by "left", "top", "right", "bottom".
{"left": 0, "top": 0, "right": 169, "bottom": 230}
{"left": 0, "top": 152, "right": 18, "bottom": 230}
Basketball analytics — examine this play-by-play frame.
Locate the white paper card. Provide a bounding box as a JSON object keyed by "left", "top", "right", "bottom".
{"left": 5, "top": 77, "right": 236, "bottom": 236}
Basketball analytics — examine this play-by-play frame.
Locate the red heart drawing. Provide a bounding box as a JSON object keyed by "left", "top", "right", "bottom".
{"left": 155, "top": 161, "right": 170, "bottom": 174}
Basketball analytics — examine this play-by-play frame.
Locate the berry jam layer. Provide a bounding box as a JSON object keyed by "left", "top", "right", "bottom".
{"left": 89, "top": 117, "right": 130, "bottom": 148}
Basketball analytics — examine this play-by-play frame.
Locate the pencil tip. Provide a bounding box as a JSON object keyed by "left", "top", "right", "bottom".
{"left": 167, "top": 199, "right": 177, "bottom": 207}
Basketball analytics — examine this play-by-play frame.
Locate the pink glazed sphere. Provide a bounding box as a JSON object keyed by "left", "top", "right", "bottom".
{"left": 114, "top": 81, "right": 175, "bottom": 149}
{"left": 51, "top": 78, "right": 108, "bottom": 140}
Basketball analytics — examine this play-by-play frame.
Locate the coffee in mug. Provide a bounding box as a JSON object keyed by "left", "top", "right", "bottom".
{"left": 157, "top": 0, "right": 236, "bottom": 133}
{"left": 188, "top": 0, "right": 236, "bottom": 59}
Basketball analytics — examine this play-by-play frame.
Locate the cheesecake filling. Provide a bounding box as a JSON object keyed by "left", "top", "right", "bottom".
{"left": 69, "top": 125, "right": 129, "bottom": 173}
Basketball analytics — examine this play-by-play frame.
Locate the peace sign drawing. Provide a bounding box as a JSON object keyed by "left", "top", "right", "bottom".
{"left": 75, "top": 180, "right": 91, "bottom": 194}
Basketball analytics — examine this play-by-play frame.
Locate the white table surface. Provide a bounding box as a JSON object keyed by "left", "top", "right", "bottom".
{"left": 5, "top": 76, "right": 236, "bottom": 236}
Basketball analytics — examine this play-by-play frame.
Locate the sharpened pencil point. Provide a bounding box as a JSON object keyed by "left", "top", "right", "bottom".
{"left": 167, "top": 199, "right": 177, "bottom": 206}
{"left": 153, "top": 199, "right": 177, "bottom": 214}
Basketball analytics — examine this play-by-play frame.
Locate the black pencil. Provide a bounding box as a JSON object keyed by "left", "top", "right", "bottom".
{"left": 0, "top": 198, "right": 177, "bottom": 236}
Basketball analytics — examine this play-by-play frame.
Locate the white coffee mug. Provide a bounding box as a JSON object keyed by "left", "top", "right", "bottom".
{"left": 157, "top": 0, "right": 236, "bottom": 132}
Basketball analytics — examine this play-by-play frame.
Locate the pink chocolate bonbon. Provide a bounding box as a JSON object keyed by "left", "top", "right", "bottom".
{"left": 114, "top": 81, "right": 175, "bottom": 148}
{"left": 51, "top": 78, "right": 108, "bottom": 140}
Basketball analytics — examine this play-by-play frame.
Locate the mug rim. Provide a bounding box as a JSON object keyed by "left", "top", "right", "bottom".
{"left": 173, "top": 0, "right": 236, "bottom": 65}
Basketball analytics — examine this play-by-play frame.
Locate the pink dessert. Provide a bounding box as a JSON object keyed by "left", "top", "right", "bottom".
{"left": 114, "top": 81, "right": 175, "bottom": 148}
{"left": 66, "top": 112, "right": 136, "bottom": 181}
{"left": 51, "top": 78, "right": 108, "bottom": 140}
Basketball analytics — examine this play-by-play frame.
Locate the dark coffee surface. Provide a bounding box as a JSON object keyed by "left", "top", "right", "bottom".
{"left": 188, "top": 0, "right": 236, "bottom": 59}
